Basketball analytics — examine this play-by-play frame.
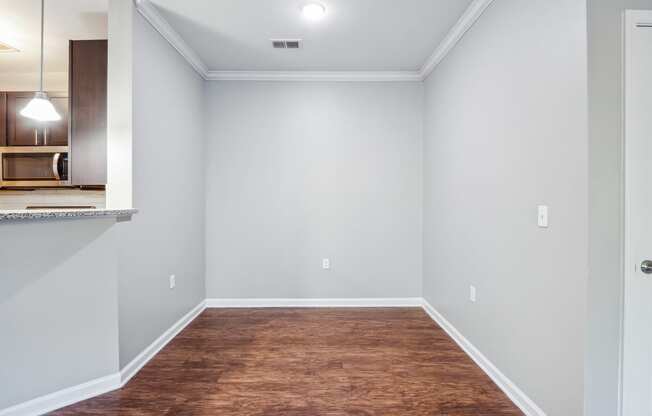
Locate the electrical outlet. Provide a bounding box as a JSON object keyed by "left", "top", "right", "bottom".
{"left": 322, "top": 258, "right": 330, "bottom": 270}
{"left": 469, "top": 285, "right": 476, "bottom": 303}
{"left": 169, "top": 275, "right": 176, "bottom": 290}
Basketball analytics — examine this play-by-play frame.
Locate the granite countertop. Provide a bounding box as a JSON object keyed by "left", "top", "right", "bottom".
{"left": 0, "top": 208, "right": 138, "bottom": 222}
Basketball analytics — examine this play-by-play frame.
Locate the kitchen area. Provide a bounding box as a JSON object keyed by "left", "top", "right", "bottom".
{"left": 0, "top": 0, "right": 109, "bottom": 211}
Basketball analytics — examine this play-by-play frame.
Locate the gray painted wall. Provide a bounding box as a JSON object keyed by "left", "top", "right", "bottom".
{"left": 586, "top": 1, "right": 652, "bottom": 415}
{"left": 422, "top": 1, "right": 588, "bottom": 415}
{"left": 0, "top": 7, "right": 208, "bottom": 409}
{"left": 204, "top": 82, "right": 423, "bottom": 299}
{"left": 4, "top": 0, "right": 636, "bottom": 413}
{"left": 117, "top": 10, "right": 206, "bottom": 368}
{"left": 0, "top": 219, "right": 120, "bottom": 410}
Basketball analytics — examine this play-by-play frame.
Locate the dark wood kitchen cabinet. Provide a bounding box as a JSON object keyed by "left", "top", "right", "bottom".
{"left": 69, "top": 39, "right": 107, "bottom": 186}
{"left": 0, "top": 93, "right": 6, "bottom": 146}
{"left": 6, "top": 92, "right": 68, "bottom": 146}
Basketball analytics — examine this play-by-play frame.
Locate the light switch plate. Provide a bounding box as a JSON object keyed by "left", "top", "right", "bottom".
{"left": 537, "top": 205, "right": 549, "bottom": 228}
{"left": 469, "top": 285, "right": 477, "bottom": 302}
{"left": 169, "top": 275, "right": 176, "bottom": 289}
{"left": 322, "top": 258, "right": 330, "bottom": 270}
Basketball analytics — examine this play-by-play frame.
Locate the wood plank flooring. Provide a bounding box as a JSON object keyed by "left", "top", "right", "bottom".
{"left": 49, "top": 308, "right": 523, "bottom": 415}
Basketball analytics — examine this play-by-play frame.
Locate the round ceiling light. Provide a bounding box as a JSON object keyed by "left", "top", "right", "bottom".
{"left": 302, "top": 3, "right": 326, "bottom": 21}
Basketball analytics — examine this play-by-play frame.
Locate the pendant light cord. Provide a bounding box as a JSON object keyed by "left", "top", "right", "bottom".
{"left": 39, "top": 0, "right": 44, "bottom": 92}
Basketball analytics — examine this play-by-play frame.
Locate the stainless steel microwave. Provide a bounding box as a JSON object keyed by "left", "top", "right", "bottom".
{"left": 0, "top": 147, "right": 69, "bottom": 188}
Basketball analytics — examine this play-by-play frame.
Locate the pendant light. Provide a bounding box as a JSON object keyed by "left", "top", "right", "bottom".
{"left": 20, "top": 0, "right": 61, "bottom": 122}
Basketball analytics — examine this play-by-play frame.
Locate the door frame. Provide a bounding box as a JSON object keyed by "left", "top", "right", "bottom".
{"left": 621, "top": 9, "right": 652, "bottom": 416}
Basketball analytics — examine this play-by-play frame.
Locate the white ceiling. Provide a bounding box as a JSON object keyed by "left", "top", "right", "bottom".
{"left": 148, "top": 0, "right": 475, "bottom": 72}
{"left": 0, "top": 0, "right": 108, "bottom": 75}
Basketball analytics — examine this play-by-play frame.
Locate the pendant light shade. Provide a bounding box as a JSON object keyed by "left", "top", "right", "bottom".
{"left": 20, "top": 91, "right": 61, "bottom": 121}
{"left": 21, "top": 0, "right": 61, "bottom": 122}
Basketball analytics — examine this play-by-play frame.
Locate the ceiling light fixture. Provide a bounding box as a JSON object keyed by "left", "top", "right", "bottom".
{"left": 302, "top": 3, "right": 326, "bottom": 21}
{"left": 0, "top": 41, "right": 19, "bottom": 53}
{"left": 20, "top": 0, "right": 61, "bottom": 122}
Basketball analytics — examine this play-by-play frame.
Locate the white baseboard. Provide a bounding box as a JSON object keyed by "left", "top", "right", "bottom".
{"left": 0, "top": 373, "right": 121, "bottom": 416}
{"left": 119, "top": 300, "right": 206, "bottom": 385}
{"left": 205, "top": 297, "right": 423, "bottom": 308}
{"left": 420, "top": 300, "right": 546, "bottom": 416}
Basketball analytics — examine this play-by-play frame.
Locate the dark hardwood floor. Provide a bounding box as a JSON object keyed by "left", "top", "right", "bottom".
{"left": 50, "top": 308, "right": 522, "bottom": 415}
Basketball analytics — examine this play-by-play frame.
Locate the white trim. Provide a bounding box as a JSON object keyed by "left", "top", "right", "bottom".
{"left": 120, "top": 300, "right": 206, "bottom": 385}
{"left": 133, "top": 0, "right": 210, "bottom": 79}
{"left": 420, "top": 300, "right": 546, "bottom": 416}
{"left": 132, "top": 0, "right": 492, "bottom": 82}
{"left": 0, "top": 373, "right": 121, "bottom": 416}
{"left": 419, "top": 0, "right": 494, "bottom": 79}
{"left": 205, "top": 71, "right": 423, "bottom": 82}
{"left": 618, "top": 11, "right": 629, "bottom": 416}
{"left": 206, "top": 297, "right": 422, "bottom": 308}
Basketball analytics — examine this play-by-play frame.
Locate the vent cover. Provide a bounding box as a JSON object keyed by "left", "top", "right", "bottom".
{"left": 0, "top": 41, "right": 19, "bottom": 53}
{"left": 271, "top": 39, "right": 302, "bottom": 49}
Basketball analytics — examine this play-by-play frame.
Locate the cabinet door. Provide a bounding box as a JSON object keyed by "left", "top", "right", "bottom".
{"left": 44, "top": 97, "right": 69, "bottom": 146}
{"left": 6, "top": 92, "right": 68, "bottom": 146}
{"left": 7, "top": 93, "right": 41, "bottom": 146}
{"left": 0, "top": 93, "right": 6, "bottom": 146}
{"left": 70, "top": 40, "right": 107, "bottom": 185}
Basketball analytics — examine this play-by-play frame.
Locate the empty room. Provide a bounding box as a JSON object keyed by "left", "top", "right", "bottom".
{"left": 1, "top": 0, "right": 651, "bottom": 415}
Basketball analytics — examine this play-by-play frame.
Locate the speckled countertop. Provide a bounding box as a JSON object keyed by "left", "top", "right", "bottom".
{"left": 0, "top": 208, "right": 138, "bottom": 222}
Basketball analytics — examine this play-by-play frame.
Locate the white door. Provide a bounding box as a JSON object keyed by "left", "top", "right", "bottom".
{"left": 624, "top": 10, "right": 652, "bottom": 416}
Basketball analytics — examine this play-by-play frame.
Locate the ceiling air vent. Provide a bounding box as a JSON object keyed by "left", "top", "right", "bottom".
{"left": 271, "top": 39, "right": 302, "bottom": 49}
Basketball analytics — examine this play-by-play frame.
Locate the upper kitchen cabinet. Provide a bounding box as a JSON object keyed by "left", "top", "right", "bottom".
{"left": 0, "top": 93, "right": 6, "bottom": 146}
{"left": 6, "top": 92, "right": 69, "bottom": 146}
{"left": 69, "top": 39, "right": 107, "bottom": 186}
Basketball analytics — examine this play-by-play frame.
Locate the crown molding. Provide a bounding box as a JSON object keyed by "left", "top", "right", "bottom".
{"left": 134, "top": 0, "right": 493, "bottom": 83}
{"left": 133, "top": 0, "right": 209, "bottom": 79}
{"left": 205, "top": 70, "right": 423, "bottom": 82}
{"left": 419, "top": 0, "right": 494, "bottom": 79}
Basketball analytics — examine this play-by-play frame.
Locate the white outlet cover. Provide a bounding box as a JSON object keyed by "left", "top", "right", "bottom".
{"left": 469, "top": 285, "right": 477, "bottom": 302}
{"left": 169, "top": 275, "right": 176, "bottom": 289}
{"left": 322, "top": 259, "right": 330, "bottom": 270}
